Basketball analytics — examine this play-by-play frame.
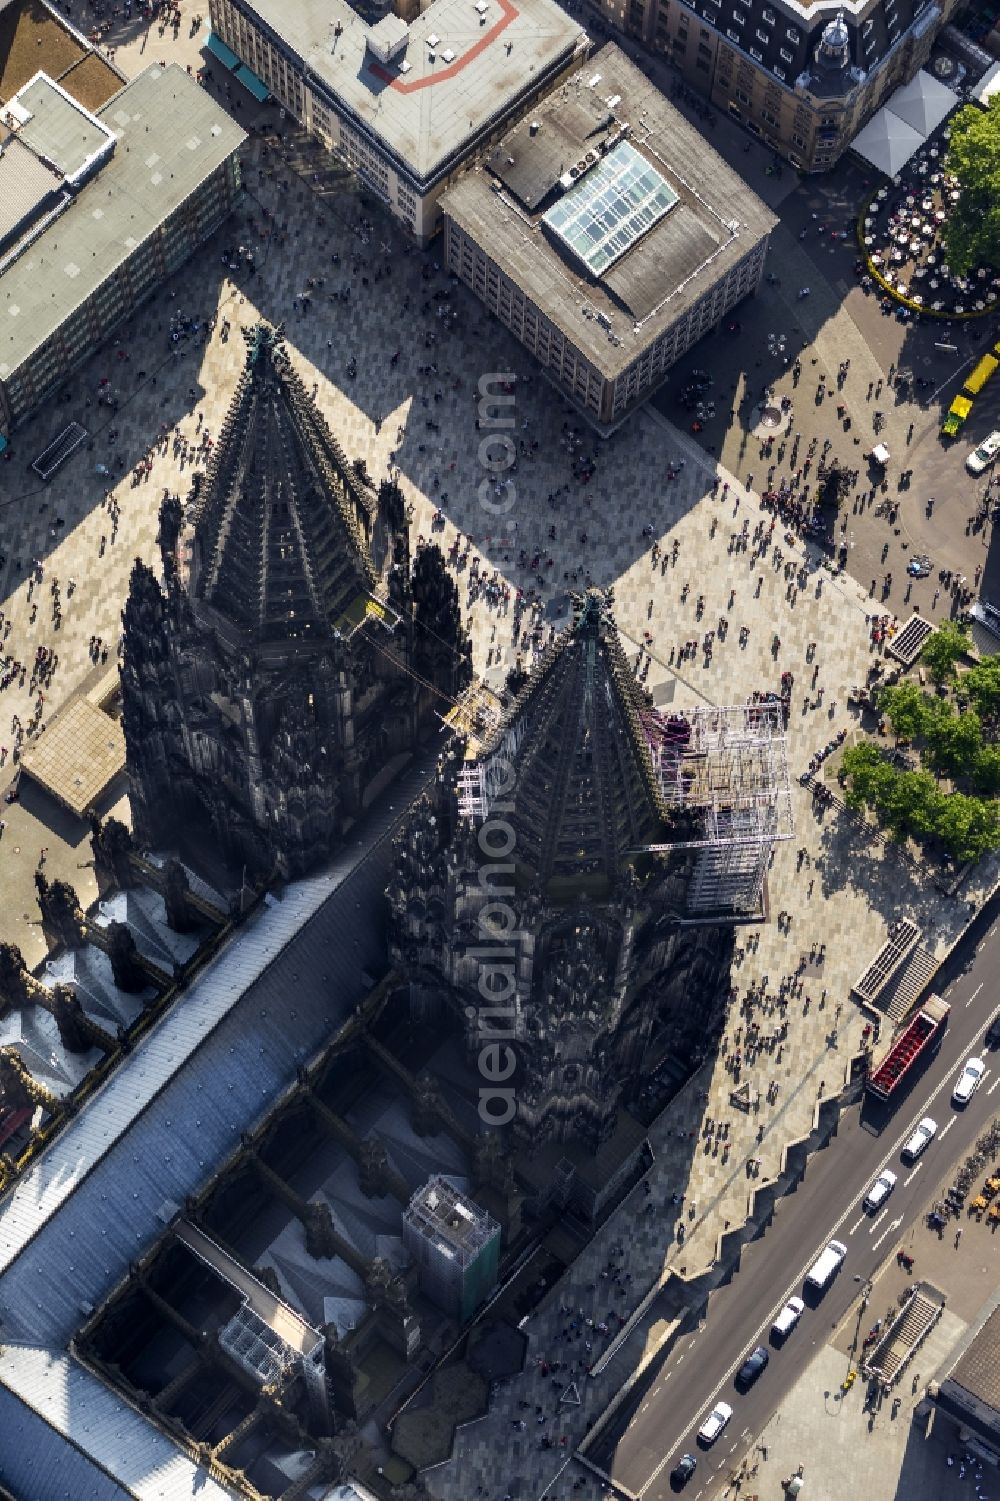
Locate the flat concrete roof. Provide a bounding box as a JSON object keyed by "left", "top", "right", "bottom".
{"left": 0, "top": 62, "right": 245, "bottom": 381}
{"left": 442, "top": 44, "right": 777, "bottom": 381}
{"left": 13, "top": 69, "right": 112, "bottom": 179}
{"left": 19, "top": 696, "right": 124, "bottom": 817}
{"left": 0, "top": 132, "right": 58, "bottom": 247}
{"left": 247, "top": 0, "right": 585, "bottom": 184}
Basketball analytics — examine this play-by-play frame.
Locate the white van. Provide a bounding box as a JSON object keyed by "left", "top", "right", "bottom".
{"left": 805, "top": 1240, "right": 847, "bottom": 1293}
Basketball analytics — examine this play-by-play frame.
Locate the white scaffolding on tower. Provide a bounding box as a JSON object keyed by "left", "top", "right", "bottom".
{"left": 640, "top": 699, "right": 793, "bottom": 914}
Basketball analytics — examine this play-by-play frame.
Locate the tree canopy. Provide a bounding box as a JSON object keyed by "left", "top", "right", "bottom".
{"left": 920, "top": 619, "right": 970, "bottom": 684}
{"left": 942, "top": 98, "right": 1000, "bottom": 276}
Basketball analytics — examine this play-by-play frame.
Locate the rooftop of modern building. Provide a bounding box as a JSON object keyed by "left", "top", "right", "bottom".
{"left": 6, "top": 68, "right": 114, "bottom": 179}
{"left": 243, "top": 0, "right": 586, "bottom": 185}
{"left": 441, "top": 44, "right": 777, "bottom": 380}
{"left": 0, "top": 62, "right": 246, "bottom": 382}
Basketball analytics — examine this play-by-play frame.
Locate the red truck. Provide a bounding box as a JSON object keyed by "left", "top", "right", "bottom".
{"left": 865, "top": 994, "right": 950, "bottom": 1103}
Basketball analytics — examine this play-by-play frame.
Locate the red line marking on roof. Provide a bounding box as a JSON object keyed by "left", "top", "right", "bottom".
{"left": 368, "top": 0, "right": 521, "bottom": 93}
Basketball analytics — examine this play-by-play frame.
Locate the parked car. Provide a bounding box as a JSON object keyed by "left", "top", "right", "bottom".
{"left": 772, "top": 1296, "right": 805, "bottom": 1341}
{"left": 985, "top": 1015, "right": 1000, "bottom": 1049}
{"left": 908, "top": 554, "right": 932, "bottom": 579}
{"left": 952, "top": 1056, "right": 986, "bottom": 1106}
{"left": 670, "top": 1453, "right": 698, "bottom": 1487}
{"left": 863, "top": 1169, "right": 897, "bottom": 1212}
{"left": 735, "top": 1346, "right": 770, "bottom": 1391}
{"left": 901, "top": 1117, "right": 937, "bottom": 1163}
{"left": 967, "top": 431, "right": 1000, "bottom": 475}
{"left": 697, "top": 1401, "right": 733, "bottom": 1445}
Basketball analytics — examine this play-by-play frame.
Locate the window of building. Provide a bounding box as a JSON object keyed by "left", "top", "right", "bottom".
{"left": 772, "top": 65, "right": 785, "bottom": 80}
{"left": 736, "top": 88, "right": 750, "bottom": 104}
{"left": 698, "top": 40, "right": 711, "bottom": 55}
{"left": 749, "top": 45, "right": 763, "bottom": 60}
{"left": 785, "top": 25, "right": 799, "bottom": 41}
{"left": 756, "top": 28, "right": 768, "bottom": 42}
{"left": 780, "top": 45, "right": 794, "bottom": 61}
{"left": 733, "top": 7, "right": 746, "bottom": 21}
{"left": 792, "top": 131, "right": 806, "bottom": 146}
{"left": 762, "top": 108, "right": 778, "bottom": 125}
{"left": 696, "top": 55, "right": 710, "bottom": 69}
{"left": 862, "top": 17, "right": 874, "bottom": 33}
{"left": 762, "top": 5, "right": 775, "bottom": 20}
{"left": 726, "top": 26, "right": 740, "bottom": 40}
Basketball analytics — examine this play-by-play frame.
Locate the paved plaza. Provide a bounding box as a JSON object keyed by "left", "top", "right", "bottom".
{"left": 0, "top": 8, "right": 997, "bottom": 1500}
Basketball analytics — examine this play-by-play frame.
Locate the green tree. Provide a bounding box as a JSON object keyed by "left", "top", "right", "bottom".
{"left": 942, "top": 98, "right": 1000, "bottom": 276}
{"left": 974, "top": 745, "right": 1000, "bottom": 796}
{"left": 878, "top": 681, "right": 929, "bottom": 741}
{"left": 932, "top": 791, "right": 1000, "bottom": 864}
{"left": 920, "top": 620, "right": 970, "bottom": 685}
{"left": 964, "top": 655, "right": 1000, "bottom": 729}
{"left": 841, "top": 743, "right": 892, "bottom": 809}
{"left": 923, "top": 704, "right": 983, "bottom": 780}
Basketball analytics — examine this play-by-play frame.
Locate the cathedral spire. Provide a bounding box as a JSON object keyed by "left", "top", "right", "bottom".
{"left": 189, "top": 321, "right": 378, "bottom": 644}
{"left": 475, "top": 588, "right": 668, "bottom": 895}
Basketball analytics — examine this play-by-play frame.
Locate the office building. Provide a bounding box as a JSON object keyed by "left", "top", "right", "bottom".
{"left": 0, "top": 63, "right": 245, "bottom": 438}
{"left": 441, "top": 44, "right": 776, "bottom": 430}
{"left": 208, "top": 0, "right": 587, "bottom": 243}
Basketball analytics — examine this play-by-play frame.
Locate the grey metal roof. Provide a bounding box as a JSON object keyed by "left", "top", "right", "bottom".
{"left": 242, "top": 0, "right": 584, "bottom": 185}
{"left": 0, "top": 63, "right": 245, "bottom": 381}
{"left": 0, "top": 756, "right": 432, "bottom": 1347}
{"left": 0, "top": 1345, "right": 237, "bottom": 1501}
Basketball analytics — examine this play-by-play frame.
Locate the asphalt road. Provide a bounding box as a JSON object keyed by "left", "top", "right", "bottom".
{"left": 592, "top": 924, "right": 1000, "bottom": 1501}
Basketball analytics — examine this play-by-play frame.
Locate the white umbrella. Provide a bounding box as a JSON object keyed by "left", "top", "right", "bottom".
{"left": 912, "top": 294, "right": 923, "bottom": 304}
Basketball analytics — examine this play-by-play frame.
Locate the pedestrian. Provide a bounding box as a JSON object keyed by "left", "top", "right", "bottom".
{"left": 955, "top": 1228, "right": 962, "bottom": 1247}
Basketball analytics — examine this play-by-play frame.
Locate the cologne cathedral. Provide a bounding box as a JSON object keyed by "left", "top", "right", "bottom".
{"left": 121, "top": 323, "right": 469, "bottom": 878}
{"left": 388, "top": 590, "right": 739, "bottom": 1201}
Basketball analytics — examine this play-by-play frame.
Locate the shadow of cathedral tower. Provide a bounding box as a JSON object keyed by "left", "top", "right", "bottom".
{"left": 389, "top": 589, "right": 757, "bottom": 1216}
{"left": 120, "top": 322, "right": 468, "bottom": 879}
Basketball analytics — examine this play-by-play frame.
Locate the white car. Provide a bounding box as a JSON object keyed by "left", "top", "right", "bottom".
{"left": 697, "top": 1401, "right": 733, "bottom": 1446}
{"left": 901, "top": 1118, "right": 937, "bottom": 1163}
{"left": 863, "top": 1169, "right": 898, "bottom": 1213}
{"left": 953, "top": 1057, "right": 986, "bottom": 1106}
{"left": 967, "top": 431, "right": 1000, "bottom": 475}
{"left": 772, "top": 1296, "right": 805, "bottom": 1340}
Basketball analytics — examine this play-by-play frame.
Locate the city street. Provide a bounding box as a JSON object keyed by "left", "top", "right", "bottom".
{"left": 589, "top": 925, "right": 1000, "bottom": 1501}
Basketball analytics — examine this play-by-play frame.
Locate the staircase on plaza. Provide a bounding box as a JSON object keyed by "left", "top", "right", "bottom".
{"left": 864, "top": 1284, "right": 945, "bottom": 1388}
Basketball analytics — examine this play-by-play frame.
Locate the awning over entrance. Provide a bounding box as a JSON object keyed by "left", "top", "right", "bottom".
{"left": 851, "top": 68, "right": 958, "bottom": 177}
{"left": 236, "top": 64, "right": 270, "bottom": 102}
{"left": 852, "top": 109, "right": 924, "bottom": 177}
{"left": 205, "top": 31, "right": 240, "bottom": 71}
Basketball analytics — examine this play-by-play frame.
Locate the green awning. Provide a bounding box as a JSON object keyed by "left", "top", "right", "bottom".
{"left": 205, "top": 31, "right": 240, "bottom": 70}
{"left": 236, "top": 65, "right": 270, "bottom": 101}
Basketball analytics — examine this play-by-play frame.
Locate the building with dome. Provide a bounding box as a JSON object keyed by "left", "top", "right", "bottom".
{"left": 603, "top": 0, "right": 963, "bottom": 173}
{"left": 120, "top": 322, "right": 469, "bottom": 880}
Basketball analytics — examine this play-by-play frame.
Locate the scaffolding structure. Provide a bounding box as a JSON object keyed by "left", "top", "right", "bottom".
{"left": 640, "top": 700, "right": 794, "bottom": 913}
{"left": 402, "top": 1176, "right": 501, "bottom": 1321}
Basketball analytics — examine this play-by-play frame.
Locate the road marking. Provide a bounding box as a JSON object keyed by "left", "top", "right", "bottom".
{"left": 988, "top": 1077, "right": 1000, "bottom": 1097}
{"left": 848, "top": 1216, "right": 864, "bottom": 1236}
{"left": 641, "top": 997, "right": 1000, "bottom": 1496}
{"left": 966, "top": 983, "right": 984, "bottom": 1009}
{"left": 870, "top": 1208, "right": 888, "bottom": 1231}
{"left": 903, "top": 1162, "right": 924, "bottom": 1187}
{"left": 872, "top": 1216, "right": 903, "bottom": 1252}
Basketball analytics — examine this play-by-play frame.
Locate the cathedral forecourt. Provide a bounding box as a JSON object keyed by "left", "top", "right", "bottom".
{"left": 441, "top": 42, "right": 778, "bottom": 431}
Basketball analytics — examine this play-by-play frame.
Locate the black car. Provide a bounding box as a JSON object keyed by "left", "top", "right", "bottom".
{"left": 670, "top": 1454, "right": 697, "bottom": 1488}
{"left": 735, "top": 1345, "right": 770, "bottom": 1391}
{"left": 986, "top": 1014, "right": 1000, "bottom": 1049}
